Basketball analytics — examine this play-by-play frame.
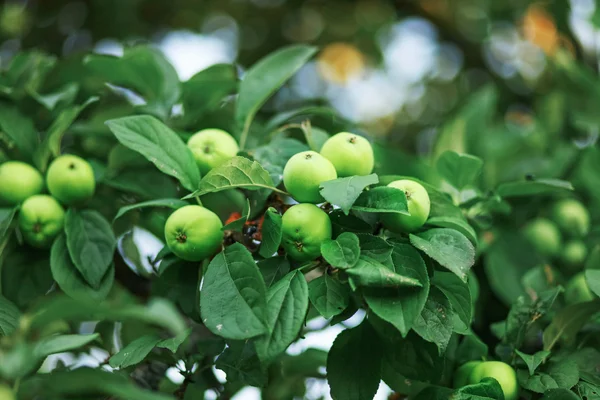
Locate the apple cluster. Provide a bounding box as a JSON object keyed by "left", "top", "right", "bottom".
{"left": 0, "top": 155, "right": 95, "bottom": 248}
{"left": 521, "top": 198, "right": 594, "bottom": 304}
{"left": 164, "top": 130, "right": 433, "bottom": 264}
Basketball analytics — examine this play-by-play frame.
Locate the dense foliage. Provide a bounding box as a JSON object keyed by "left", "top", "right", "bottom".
{"left": 0, "top": 35, "right": 599, "bottom": 400}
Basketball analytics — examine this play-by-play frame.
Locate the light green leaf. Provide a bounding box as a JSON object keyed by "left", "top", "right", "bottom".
{"left": 497, "top": 179, "right": 573, "bottom": 198}
{"left": 259, "top": 207, "right": 282, "bottom": 258}
{"left": 113, "top": 198, "right": 188, "bottom": 222}
{"left": 156, "top": 328, "right": 192, "bottom": 353}
{"left": 436, "top": 151, "right": 483, "bottom": 189}
{"left": 109, "top": 335, "right": 162, "bottom": 369}
{"left": 352, "top": 186, "right": 409, "bottom": 214}
{"left": 319, "top": 174, "right": 379, "bottom": 215}
{"left": 347, "top": 256, "right": 422, "bottom": 289}
{"left": 34, "top": 333, "right": 99, "bottom": 358}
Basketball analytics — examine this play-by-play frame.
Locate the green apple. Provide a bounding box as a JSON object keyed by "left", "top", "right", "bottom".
{"left": 564, "top": 272, "right": 596, "bottom": 305}
{"left": 523, "top": 218, "right": 561, "bottom": 257}
{"left": 46, "top": 155, "right": 95, "bottom": 205}
{"left": 18, "top": 195, "right": 65, "bottom": 248}
{"left": 283, "top": 151, "right": 337, "bottom": 203}
{"left": 562, "top": 240, "right": 587, "bottom": 270}
{"left": 187, "top": 129, "right": 239, "bottom": 176}
{"left": 281, "top": 204, "right": 332, "bottom": 262}
{"left": 164, "top": 205, "right": 223, "bottom": 261}
{"left": 0, "top": 384, "right": 14, "bottom": 400}
{"left": 381, "top": 179, "right": 430, "bottom": 233}
{"left": 552, "top": 199, "right": 590, "bottom": 238}
{"left": 320, "top": 132, "right": 374, "bottom": 177}
{"left": 469, "top": 361, "right": 518, "bottom": 400}
{"left": 0, "top": 161, "right": 44, "bottom": 205}
{"left": 453, "top": 361, "right": 482, "bottom": 388}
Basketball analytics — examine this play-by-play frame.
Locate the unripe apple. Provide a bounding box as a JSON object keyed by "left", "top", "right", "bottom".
{"left": 320, "top": 132, "right": 374, "bottom": 177}
{"left": 281, "top": 204, "right": 332, "bottom": 262}
{"left": 552, "top": 199, "right": 590, "bottom": 238}
{"left": 187, "top": 129, "right": 239, "bottom": 176}
{"left": 523, "top": 218, "right": 561, "bottom": 257}
{"left": 0, "top": 161, "right": 44, "bottom": 205}
{"left": 164, "top": 205, "right": 223, "bottom": 261}
{"left": 18, "top": 195, "right": 65, "bottom": 248}
{"left": 282, "top": 151, "right": 337, "bottom": 203}
{"left": 46, "top": 155, "right": 95, "bottom": 205}
{"left": 381, "top": 179, "right": 430, "bottom": 233}
{"left": 469, "top": 361, "right": 518, "bottom": 400}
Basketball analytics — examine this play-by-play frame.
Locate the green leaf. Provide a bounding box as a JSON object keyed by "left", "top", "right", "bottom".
{"left": 1, "top": 250, "right": 53, "bottom": 308}
{"left": 85, "top": 46, "right": 180, "bottom": 119}
{"left": 113, "top": 198, "right": 188, "bottom": 222}
{"left": 364, "top": 243, "right": 429, "bottom": 336}
{"left": 454, "top": 378, "right": 505, "bottom": 399}
{"left": 222, "top": 199, "right": 251, "bottom": 232}
{"left": 103, "top": 168, "right": 179, "bottom": 200}
{"left": 410, "top": 228, "right": 475, "bottom": 282}
{"left": 519, "top": 360, "right": 580, "bottom": 393}
{"left": 496, "top": 179, "right": 573, "bottom": 198}
{"left": 34, "top": 333, "right": 99, "bottom": 358}
{"left": 308, "top": 274, "right": 351, "bottom": 319}
{"left": 0, "top": 100, "right": 38, "bottom": 158}
{"left": 185, "top": 156, "right": 285, "bottom": 198}
{"left": 356, "top": 233, "right": 393, "bottom": 263}
{"left": 585, "top": 269, "right": 600, "bottom": 297}
{"left": 109, "top": 335, "right": 162, "bottom": 368}
{"left": 265, "top": 106, "right": 339, "bottom": 132}
{"left": 106, "top": 115, "right": 200, "bottom": 192}
{"left": 566, "top": 348, "right": 600, "bottom": 386}
{"left": 327, "top": 321, "right": 382, "bottom": 400}
{"left": 515, "top": 350, "right": 551, "bottom": 376}
{"left": 65, "top": 209, "right": 116, "bottom": 289}
{"left": 304, "top": 126, "right": 330, "bottom": 152}
{"left": 182, "top": 64, "right": 237, "bottom": 122}
{"left": 236, "top": 45, "right": 317, "bottom": 149}
{"left": 436, "top": 151, "right": 483, "bottom": 189}
{"left": 30, "top": 82, "right": 79, "bottom": 111}
{"left": 200, "top": 243, "right": 268, "bottom": 339}
{"left": 330, "top": 210, "right": 373, "bottom": 236}
{"left": 0, "top": 207, "right": 17, "bottom": 239}
{"left": 258, "top": 256, "right": 290, "bottom": 288}
{"left": 543, "top": 300, "right": 600, "bottom": 350}
{"left": 321, "top": 232, "right": 360, "bottom": 269}
{"left": 156, "top": 328, "right": 192, "bottom": 353}
{"left": 50, "top": 235, "right": 114, "bottom": 302}
{"left": 259, "top": 207, "right": 282, "bottom": 258}
{"left": 253, "top": 137, "right": 309, "bottom": 185}
{"left": 541, "top": 389, "right": 581, "bottom": 400}
{"left": 347, "top": 256, "right": 423, "bottom": 289}
{"left": 34, "top": 97, "right": 98, "bottom": 171}
{"left": 216, "top": 341, "right": 267, "bottom": 388}
{"left": 575, "top": 382, "right": 600, "bottom": 399}
{"left": 412, "top": 287, "right": 454, "bottom": 353}
{"left": 0, "top": 296, "right": 20, "bottom": 336}
{"left": 456, "top": 333, "right": 488, "bottom": 365}
{"left": 352, "top": 186, "right": 409, "bottom": 214}
{"left": 255, "top": 270, "right": 309, "bottom": 362}
{"left": 319, "top": 174, "right": 379, "bottom": 215}
{"left": 21, "top": 367, "right": 175, "bottom": 400}
{"left": 432, "top": 271, "right": 472, "bottom": 332}
{"left": 426, "top": 216, "right": 478, "bottom": 246}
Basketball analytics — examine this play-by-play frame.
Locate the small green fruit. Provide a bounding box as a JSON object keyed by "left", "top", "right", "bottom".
{"left": 564, "top": 272, "right": 596, "bottom": 305}
{"left": 523, "top": 218, "right": 561, "bottom": 257}
{"left": 187, "top": 129, "right": 239, "bottom": 176}
{"left": 453, "top": 361, "right": 482, "bottom": 388}
{"left": 320, "top": 132, "right": 374, "bottom": 177}
{"left": 562, "top": 240, "right": 588, "bottom": 269}
{"left": 552, "top": 199, "right": 590, "bottom": 238}
{"left": 18, "top": 195, "right": 65, "bottom": 248}
{"left": 283, "top": 151, "right": 337, "bottom": 203}
{"left": 164, "top": 205, "right": 223, "bottom": 261}
{"left": 469, "top": 361, "right": 518, "bottom": 400}
{"left": 281, "top": 204, "right": 332, "bottom": 262}
{"left": 46, "top": 155, "right": 95, "bottom": 205}
{"left": 0, "top": 161, "right": 44, "bottom": 205}
{"left": 0, "top": 384, "right": 15, "bottom": 400}
{"left": 381, "top": 179, "right": 430, "bottom": 233}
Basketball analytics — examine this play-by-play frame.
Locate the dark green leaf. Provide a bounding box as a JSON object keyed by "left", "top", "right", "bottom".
{"left": 410, "top": 228, "right": 475, "bottom": 281}
{"left": 216, "top": 341, "right": 267, "bottom": 388}
{"left": 256, "top": 270, "right": 309, "bottom": 362}
{"left": 319, "top": 174, "right": 379, "bottom": 215}
{"left": 454, "top": 378, "right": 505, "bottom": 399}
{"left": 0, "top": 207, "right": 17, "bottom": 239}
{"left": 364, "top": 243, "right": 429, "bottom": 336}
{"left": 355, "top": 234, "right": 393, "bottom": 263}
{"left": 0, "top": 296, "right": 20, "bottom": 336}
{"left": 1, "top": 250, "right": 53, "bottom": 308}
{"left": 515, "top": 350, "right": 551, "bottom": 376}
{"left": 106, "top": 115, "right": 200, "bottom": 192}
{"left": 156, "top": 328, "right": 192, "bottom": 353}
{"left": 182, "top": 64, "right": 237, "bottom": 122}
{"left": 236, "top": 45, "right": 317, "bottom": 149}
{"left": 543, "top": 300, "right": 600, "bottom": 351}
{"left": 65, "top": 209, "right": 116, "bottom": 289}
{"left": 0, "top": 101, "right": 38, "bottom": 158}
{"left": 519, "top": 360, "right": 580, "bottom": 393}
{"left": 308, "top": 274, "right": 351, "bottom": 319}
{"left": 258, "top": 256, "right": 290, "bottom": 288}
{"left": 432, "top": 271, "right": 472, "bottom": 332}
{"left": 222, "top": 199, "right": 251, "bottom": 232}
{"left": 327, "top": 321, "right": 382, "bottom": 400}
{"left": 109, "top": 335, "right": 162, "bottom": 368}
{"left": 321, "top": 232, "right": 360, "bottom": 269}
{"left": 259, "top": 207, "right": 282, "bottom": 258}
{"left": 200, "top": 243, "right": 268, "bottom": 339}
{"left": 50, "top": 235, "right": 114, "bottom": 302}
{"left": 541, "top": 389, "right": 581, "bottom": 400}
{"left": 412, "top": 287, "right": 453, "bottom": 353}
{"left": 426, "top": 216, "right": 478, "bottom": 246}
